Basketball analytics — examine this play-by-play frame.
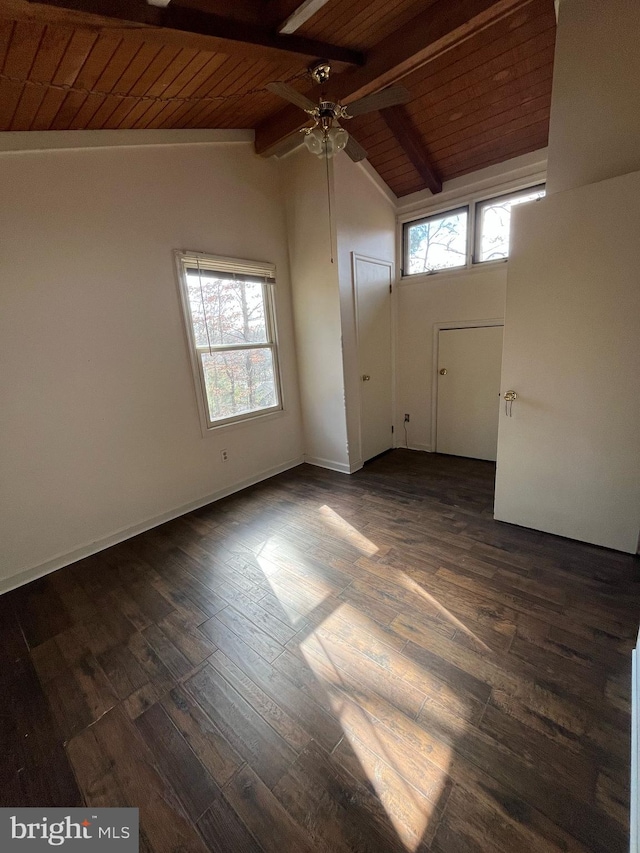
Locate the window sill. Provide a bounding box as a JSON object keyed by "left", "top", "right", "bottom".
{"left": 399, "top": 258, "right": 508, "bottom": 285}
{"left": 199, "top": 406, "right": 286, "bottom": 438}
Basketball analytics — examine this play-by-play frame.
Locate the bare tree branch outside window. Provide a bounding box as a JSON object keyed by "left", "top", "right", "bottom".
{"left": 407, "top": 209, "right": 468, "bottom": 274}
{"left": 477, "top": 187, "right": 546, "bottom": 263}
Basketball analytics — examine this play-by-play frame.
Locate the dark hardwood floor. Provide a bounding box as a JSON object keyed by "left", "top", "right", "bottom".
{"left": 1, "top": 451, "right": 638, "bottom": 852}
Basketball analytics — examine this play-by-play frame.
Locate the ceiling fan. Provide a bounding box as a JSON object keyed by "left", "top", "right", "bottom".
{"left": 267, "top": 61, "right": 410, "bottom": 162}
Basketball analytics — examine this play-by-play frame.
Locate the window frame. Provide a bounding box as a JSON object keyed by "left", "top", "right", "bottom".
{"left": 402, "top": 204, "right": 470, "bottom": 277}
{"left": 400, "top": 182, "right": 545, "bottom": 279}
{"left": 473, "top": 184, "right": 546, "bottom": 265}
{"left": 174, "top": 250, "right": 283, "bottom": 433}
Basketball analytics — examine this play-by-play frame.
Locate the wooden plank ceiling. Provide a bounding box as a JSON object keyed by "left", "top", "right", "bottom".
{"left": 0, "top": 0, "right": 556, "bottom": 197}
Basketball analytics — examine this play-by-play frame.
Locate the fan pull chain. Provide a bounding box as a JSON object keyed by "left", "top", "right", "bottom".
{"left": 325, "top": 148, "right": 334, "bottom": 264}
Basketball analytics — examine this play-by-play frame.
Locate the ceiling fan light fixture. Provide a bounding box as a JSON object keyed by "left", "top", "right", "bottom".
{"left": 303, "top": 124, "right": 349, "bottom": 159}
{"left": 327, "top": 125, "right": 348, "bottom": 154}
{"left": 303, "top": 126, "right": 325, "bottom": 156}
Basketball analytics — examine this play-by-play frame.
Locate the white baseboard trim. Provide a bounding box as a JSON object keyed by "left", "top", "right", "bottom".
{"left": 406, "top": 443, "right": 433, "bottom": 453}
{"left": 0, "top": 456, "right": 304, "bottom": 596}
{"left": 304, "top": 455, "right": 352, "bottom": 474}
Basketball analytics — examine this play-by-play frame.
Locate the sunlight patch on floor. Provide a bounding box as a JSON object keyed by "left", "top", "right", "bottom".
{"left": 306, "top": 605, "right": 465, "bottom": 715}
{"left": 253, "top": 536, "right": 294, "bottom": 573}
{"left": 399, "top": 573, "right": 491, "bottom": 652}
{"left": 319, "top": 505, "right": 379, "bottom": 556}
{"left": 254, "top": 541, "right": 332, "bottom": 626}
{"left": 298, "top": 607, "right": 454, "bottom": 852}
{"left": 338, "top": 703, "right": 438, "bottom": 851}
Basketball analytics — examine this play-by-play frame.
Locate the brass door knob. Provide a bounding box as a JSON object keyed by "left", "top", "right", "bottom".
{"left": 503, "top": 389, "right": 518, "bottom": 417}
{"left": 439, "top": 368, "right": 447, "bottom": 375}
{"left": 362, "top": 375, "right": 371, "bottom": 381}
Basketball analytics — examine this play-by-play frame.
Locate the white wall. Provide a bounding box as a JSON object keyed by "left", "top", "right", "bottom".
{"left": 396, "top": 267, "right": 507, "bottom": 452}
{"left": 546, "top": 0, "right": 640, "bottom": 194}
{"left": 0, "top": 138, "right": 303, "bottom": 590}
{"left": 281, "top": 149, "right": 396, "bottom": 473}
{"left": 281, "top": 149, "right": 350, "bottom": 472}
{"left": 394, "top": 150, "right": 547, "bottom": 452}
{"left": 495, "top": 170, "right": 640, "bottom": 552}
{"left": 334, "top": 154, "right": 396, "bottom": 468}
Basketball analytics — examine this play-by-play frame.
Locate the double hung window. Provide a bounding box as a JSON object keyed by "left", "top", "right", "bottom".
{"left": 176, "top": 251, "right": 282, "bottom": 430}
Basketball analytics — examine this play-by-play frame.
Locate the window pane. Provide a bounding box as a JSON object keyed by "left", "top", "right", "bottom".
{"left": 406, "top": 209, "right": 468, "bottom": 274}
{"left": 477, "top": 188, "right": 546, "bottom": 262}
{"left": 201, "top": 348, "right": 278, "bottom": 422}
{"left": 186, "top": 275, "right": 269, "bottom": 347}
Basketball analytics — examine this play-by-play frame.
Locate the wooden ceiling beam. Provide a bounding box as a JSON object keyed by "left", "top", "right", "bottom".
{"left": 0, "top": 0, "right": 365, "bottom": 67}
{"left": 255, "top": 0, "right": 535, "bottom": 154}
{"left": 380, "top": 104, "right": 442, "bottom": 194}
{"left": 177, "top": 0, "right": 266, "bottom": 28}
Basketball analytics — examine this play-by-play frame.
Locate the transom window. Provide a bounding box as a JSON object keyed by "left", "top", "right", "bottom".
{"left": 475, "top": 185, "right": 546, "bottom": 263}
{"left": 404, "top": 206, "right": 469, "bottom": 275}
{"left": 402, "top": 184, "right": 545, "bottom": 276}
{"left": 176, "top": 251, "right": 282, "bottom": 430}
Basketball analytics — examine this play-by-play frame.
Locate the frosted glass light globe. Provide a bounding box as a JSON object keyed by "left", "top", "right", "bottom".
{"left": 304, "top": 125, "right": 349, "bottom": 158}
{"left": 303, "top": 127, "right": 324, "bottom": 156}
{"left": 328, "top": 126, "right": 348, "bottom": 153}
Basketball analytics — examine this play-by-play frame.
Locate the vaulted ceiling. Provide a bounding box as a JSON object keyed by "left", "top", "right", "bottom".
{"left": 0, "top": 0, "right": 556, "bottom": 196}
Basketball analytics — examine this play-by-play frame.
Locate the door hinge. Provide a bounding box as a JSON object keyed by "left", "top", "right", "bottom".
{"left": 391, "top": 425, "right": 394, "bottom": 433}
{"left": 389, "top": 283, "right": 393, "bottom": 293}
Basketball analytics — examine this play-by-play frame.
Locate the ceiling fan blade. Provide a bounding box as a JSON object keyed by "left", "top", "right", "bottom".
{"left": 344, "top": 85, "right": 410, "bottom": 117}
{"left": 345, "top": 134, "right": 368, "bottom": 162}
{"left": 266, "top": 81, "right": 316, "bottom": 112}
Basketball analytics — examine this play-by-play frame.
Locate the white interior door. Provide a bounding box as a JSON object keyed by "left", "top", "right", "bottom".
{"left": 354, "top": 255, "right": 393, "bottom": 462}
{"left": 494, "top": 175, "right": 640, "bottom": 552}
{"left": 436, "top": 325, "right": 503, "bottom": 461}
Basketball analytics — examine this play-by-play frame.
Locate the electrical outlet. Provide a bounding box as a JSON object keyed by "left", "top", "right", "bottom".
{"left": 404, "top": 413, "right": 410, "bottom": 422}
{"left": 220, "top": 449, "right": 229, "bottom": 462}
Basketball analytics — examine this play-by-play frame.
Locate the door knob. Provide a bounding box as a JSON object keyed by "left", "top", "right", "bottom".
{"left": 362, "top": 374, "right": 371, "bottom": 381}
{"left": 439, "top": 368, "right": 447, "bottom": 375}
{"left": 503, "top": 390, "right": 517, "bottom": 417}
